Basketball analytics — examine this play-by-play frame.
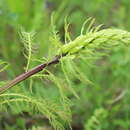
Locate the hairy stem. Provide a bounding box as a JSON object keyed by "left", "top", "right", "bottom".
{"left": 0, "top": 55, "right": 63, "bottom": 94}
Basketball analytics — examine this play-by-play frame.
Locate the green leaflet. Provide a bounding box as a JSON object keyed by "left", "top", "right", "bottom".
{"left": 0, "top": 93, "right": 70, "bottom": 130}
{"left": 58, "top": 29, "right": 130, "bottom": 55}
{"left": 85, "top": 108, "right": 108, "bottom": 130}
{"left": 0, "top": 60, "right": 9, "bottom": 73}
{"left": 19, "top": 29, "right": 36, "bottom": 72}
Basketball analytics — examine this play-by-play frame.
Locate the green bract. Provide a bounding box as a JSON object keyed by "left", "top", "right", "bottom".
{"left": 58, "top": 29, "right": 130, "bottom": 55}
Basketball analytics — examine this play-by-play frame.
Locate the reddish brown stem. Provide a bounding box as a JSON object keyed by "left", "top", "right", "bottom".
{"left": 0, "top": 55, "right": 62, "bottom": 94}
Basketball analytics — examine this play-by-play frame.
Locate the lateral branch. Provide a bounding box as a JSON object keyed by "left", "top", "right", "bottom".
{"left": 0, "top": 55, "right": 63, "bottom": 94}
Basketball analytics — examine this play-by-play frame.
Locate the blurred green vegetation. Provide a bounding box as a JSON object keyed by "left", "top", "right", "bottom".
{"left": 0, "top": 0, "right": 130, "bottom": 130}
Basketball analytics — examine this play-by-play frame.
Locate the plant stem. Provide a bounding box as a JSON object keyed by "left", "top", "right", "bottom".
{"left": 0, "top": 55, "right": 63, "bottom": 94}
